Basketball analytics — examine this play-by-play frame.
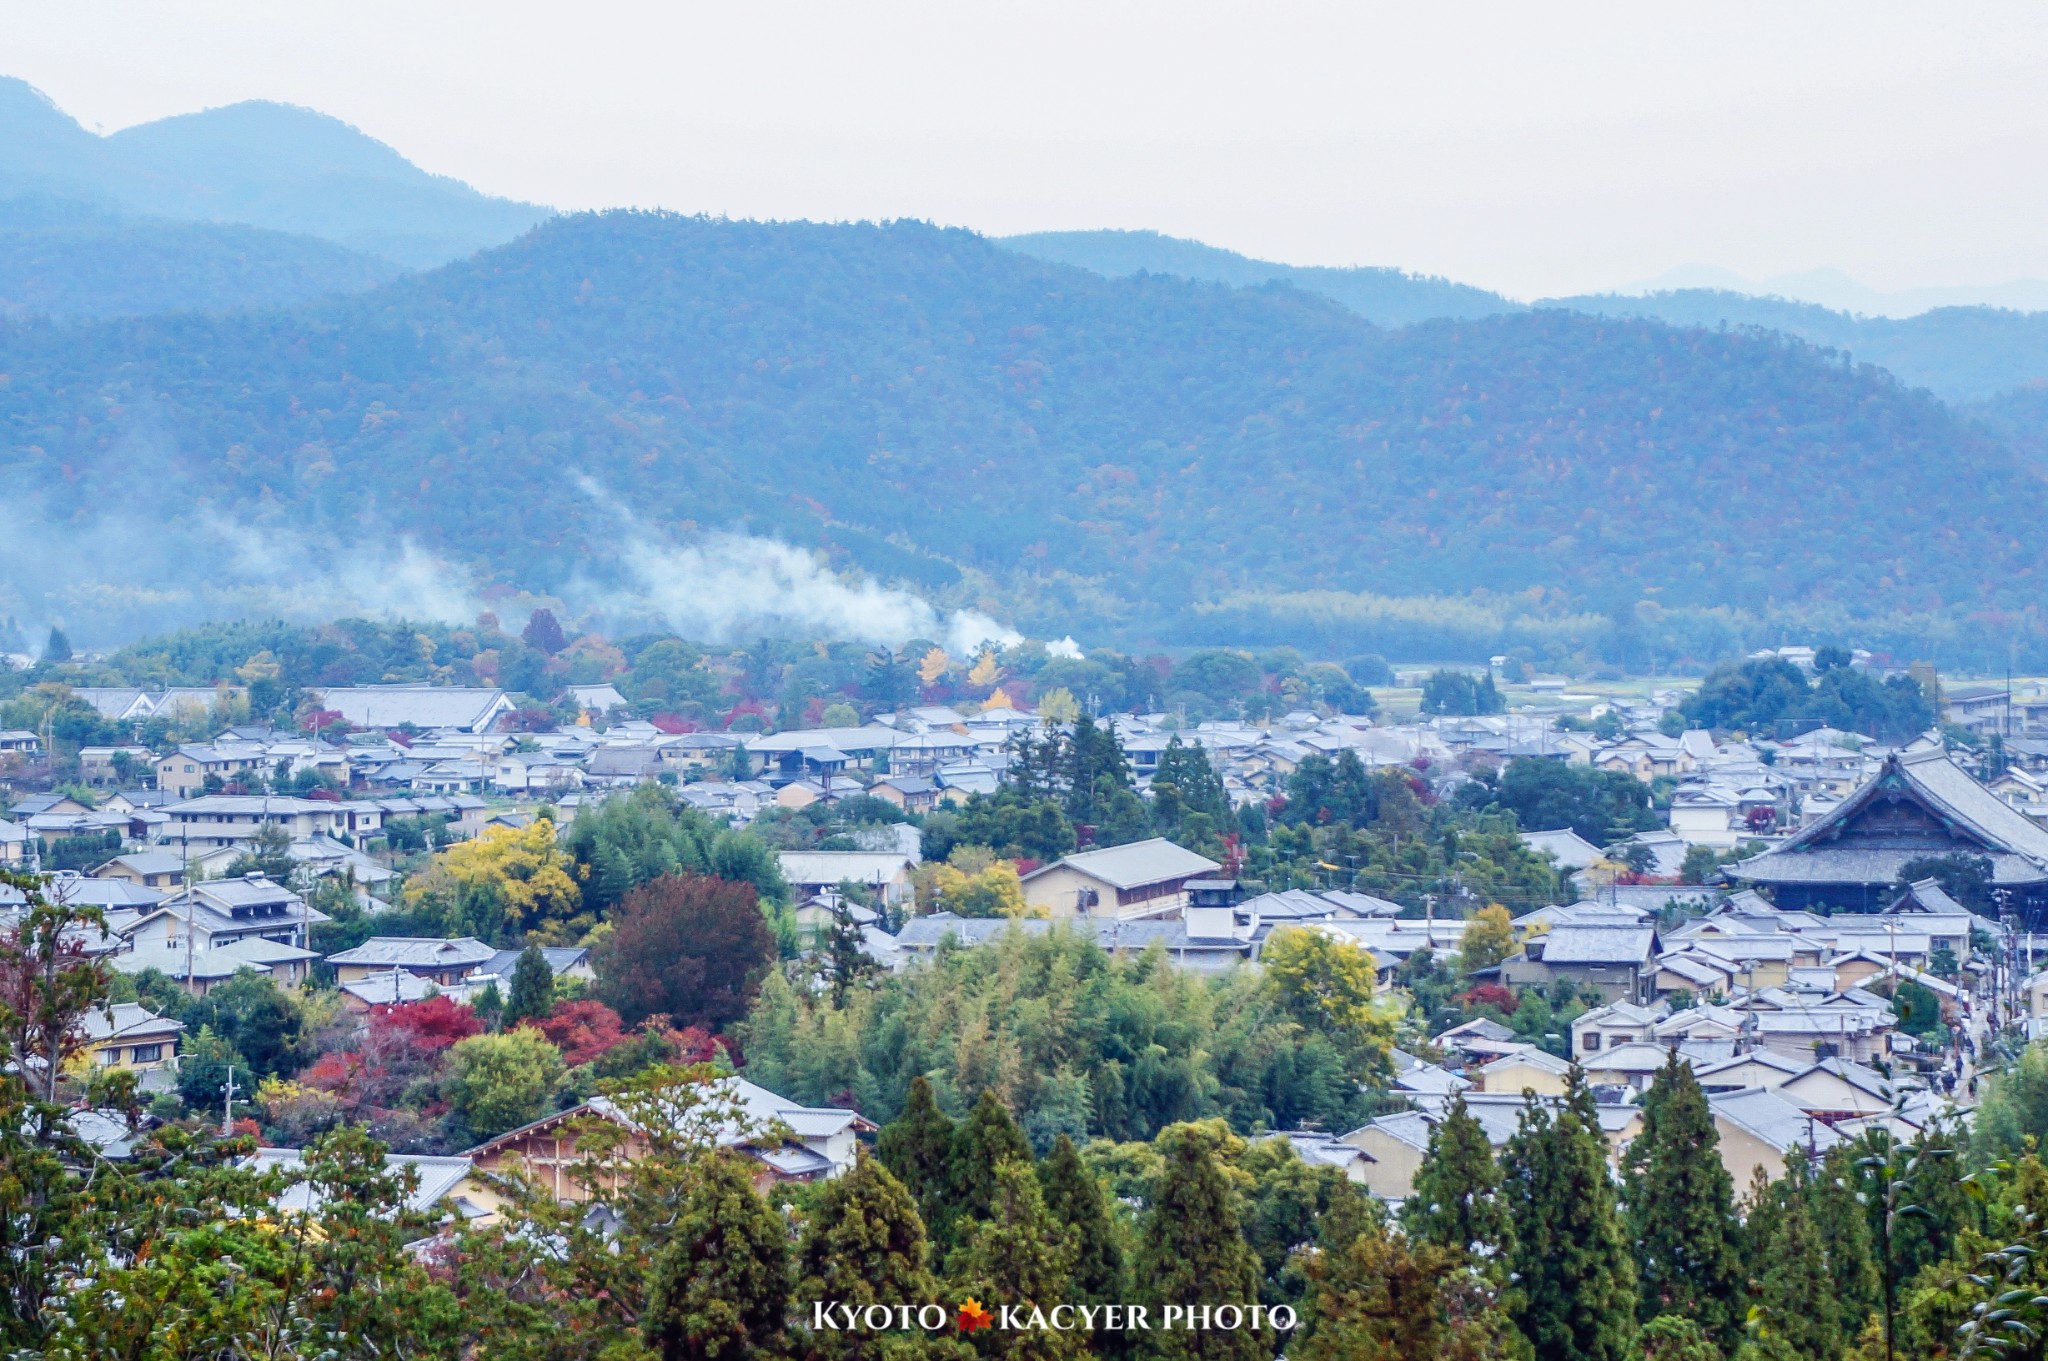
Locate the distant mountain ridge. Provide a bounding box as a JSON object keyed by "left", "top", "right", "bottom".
{"left": 999, "top": 227, "right": 2048, "bottom": 403}
{"left": 999, "top": 229, "right": 1520, "bottom": 326}
{"left": 0, "top": 77, "right": 550, "bottom": 268}
{"left": 0, "top": 196, "right": 405, "bottom": 319}
{"left": 6, "top": 211, "right": 2048, "bottom": 662}
{"left": 1544, "top": 289, "right": 2048, "bottom": 404}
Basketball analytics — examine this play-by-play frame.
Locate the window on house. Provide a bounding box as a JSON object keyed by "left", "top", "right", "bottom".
{"left": 97, "top": 1048, "right": 119, "bottom": 1065}
{"left": 130, "top": 1044, "right": 163, "bottom": 1064}
{"left": 1583, "top": 1033, "right": 1601, "bottom": 1050}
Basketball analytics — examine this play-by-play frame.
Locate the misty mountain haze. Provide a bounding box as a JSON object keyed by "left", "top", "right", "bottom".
{"left": 8, "top": 75, "right": 2048, "bottom": 664}
{"left": 7, "top": 209, "right": 2048, "bottom": 665}
{"left": 0, "top": 76, "right": 550, "bottom": 268}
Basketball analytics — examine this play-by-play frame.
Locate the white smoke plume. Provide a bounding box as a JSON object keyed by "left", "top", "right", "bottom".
{"left": 205, "top": 515, "right": 482, "bottom": 624}
{"left": 575, "top": 477, "right": 1020, "bottom": 655}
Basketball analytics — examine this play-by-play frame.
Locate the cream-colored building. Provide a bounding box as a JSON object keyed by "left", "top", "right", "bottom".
{"left": 1019, "top": 838, "right": 1221, "bottom": 919}
{"left": 1711, "top": 1087, "right": 1842, "bottom": 1189}
{"left": 82, "top": 1003, "right": 185, "bottom": 1072}
{"left": 1473, "top": 1047, "right": 1572, "bottom": 1097}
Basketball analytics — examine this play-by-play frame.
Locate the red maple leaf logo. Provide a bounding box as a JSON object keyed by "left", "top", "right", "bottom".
{"left": 956, "top": 1298, "right": 994, "bottom": 1332}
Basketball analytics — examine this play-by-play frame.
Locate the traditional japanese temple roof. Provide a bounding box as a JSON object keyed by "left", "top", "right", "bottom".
{"left": 1734, "top": 749, "right": 2048, "bottom": 891}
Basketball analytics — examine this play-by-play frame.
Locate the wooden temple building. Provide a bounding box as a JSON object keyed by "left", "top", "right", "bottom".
{"left": 1732, "top": 748, "right": 2048, "bottom": 921}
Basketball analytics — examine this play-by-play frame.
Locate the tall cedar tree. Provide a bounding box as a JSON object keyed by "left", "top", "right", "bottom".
{"left": 1153, "top": 736, "right": 1231, "bottom": 824}
{"left": 1404, "top": 1092, "right": 1514, "bottom": 1277}
{"left": 593, "top": 873, "right": 775, "bottom": 1029}
{"left": 643, "top": 1151, "right": 791, "bottom": 1361}
{"left": 1133, "top": 1123, "right": 1272, "bottom": 1361}
{"left": 955, "top": 1160, "right": 1082, "bottom": 1361}
{"left": 1296, "top": 1225, "right": 1520, "bottom": 1361}
{"left": 1623, "top": 1053, "right": 1741, "bottom": 1344}
{"left": 1741, "top": 1161, "right": 1841, "bottom": 1361}
{"left": 877, "top": 1076, "right": 958, "bottom": 1239}
{"left": 1505, "top": 1071, "right": 1639, "bottom": 1361}
{"left": 1037, "top": 1134, "right": 1127, "bottom": 1306}
{"left": 795, "top": 1150, "right": 955, "bottom": 1361}
{"left": 1809, "top": 1143, "right": 1881, "bottom": 1347}
{"left": 503, "top": 944, "right": 554, "bottom": 1028}
{"left": 949, "top": 1091, "right": 1032, "bottom": 1240}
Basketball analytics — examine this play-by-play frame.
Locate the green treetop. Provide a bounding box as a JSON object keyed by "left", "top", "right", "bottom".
{"left": 1623, "top": 1053, "right": 1741, "bottom": 1345}
{"left": 1404, "top": 1091, "right": 1514, "bottom": 1279}
{"left": 1505, "top": 1071, "right": 1639, "bottom": 1361}
{"left": 795, "top": 1150, "right": 953, "bottom": 1361}
{"left": 504, "top": 943, "right": 555, "bottom": 1028}
{"left": 643, "top": 1150, "right": 792, "bottom": 1361}
{"left": 1132, "top": 1122, "right": 1271, "bottom": 1361}
{"left": 878, "top": 1075, "right": 959, "bottom": 1239}
{"left": 1036, "top": 1133, "right": 1126, "bottom": 1307}
{"left": 949, "top": 1091, "right": 1032, "bottom": 1239}
{"left": 1737, "top": 1161, "right": 1842, "bottom": 1361}
{"left": 954, "top": 1160, "right": 1082, "bottom": 1361}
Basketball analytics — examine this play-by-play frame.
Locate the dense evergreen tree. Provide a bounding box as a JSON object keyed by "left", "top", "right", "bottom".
{"left": 1421, "top": 669, "right": 1505, "bottom": 716}
{"left": 1680, "top": 656, "right": 1935, "bottom": 743}
{"left": 503, "top": 944, "right": 554, "bottom": 1029}
{"left": 642, "top": 1151, "right": 791, "bottom": 1361}
{"left": 1132, "top": 1123, "right": 1271, "bottom": 1361}
{"left": 1152, "top": 736, "right": 1230, "bottom": 822}
{"left": 1469, "top": 758, "right": 1662, "bottom": 847}
{"left": 1809, "top": 1144, "right": 1881, "bottom": 1347}
{"left": 1295, "top": 1223, "right": 1520, "bottom": 1361}
{"left": 1739, "top": 1163, "right": 1841, "bottom": 1361}
{"left": 1505, "top": 1072, "right": 1639, "bottom": 1361}
{"left": 950, "top": 1091, "right": 1033, "bottom": 1235}
{"left": 1036, "top": 1133, "right": 1125, "bottom": 1306}
{"left": 1623, "top": 1054, "right": 1741, "bottom": 1344}
{"left": 1404, "top": 1092, "right": 1514, "bottom": 1276}
{"left": 1635, "top": 1315, "right": 1723, "bottom": 1361}
{"left": 795, "top": 1151, "right": 949, "bottom": 1361}
{"left": 877, "top": 1076, "right": 958, "bottom": 1239}
{"left": 954, "top": 1160, "right": 1081, "bottom": 1361}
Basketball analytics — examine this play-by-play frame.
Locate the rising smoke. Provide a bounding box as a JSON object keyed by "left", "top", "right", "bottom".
{"left": 0, "top": 483, "right": 1027, "bottom": 658}
{"left": 571, "top": 477, "right": 1020, "bottom": 655}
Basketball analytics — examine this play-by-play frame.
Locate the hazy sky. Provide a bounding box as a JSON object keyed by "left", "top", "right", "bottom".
{"left": 6, "top": 1, "right": 2048, "bottom": 299}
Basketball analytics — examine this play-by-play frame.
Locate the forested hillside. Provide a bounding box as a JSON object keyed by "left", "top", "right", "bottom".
{"left": 1551, "top": 287, "right": 2048, "bottom": 403}
{"left": 6, "top": 211, "right": 2048, "bottom": 661}
{"left": 1001, "top": 227, "right": 1520, "bottom": 325}
{"left": 0, "top": 197, "right": 404, "bottom": 318}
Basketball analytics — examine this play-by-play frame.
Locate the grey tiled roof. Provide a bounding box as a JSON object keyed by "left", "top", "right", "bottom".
{"left": 1738, "top": 749, "right": 2048, "bottom": 886}
{"left": 325, "top": 936, "right": 496, "bottom": 968}
{"left": 1537, "top": 925, "right": 1657, "bottom": 965}
{"left": 1020, "top": 838, "right": 1220, "bottom": 890}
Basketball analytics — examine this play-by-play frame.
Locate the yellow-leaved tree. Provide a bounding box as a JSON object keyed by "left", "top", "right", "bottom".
{"left": 934, "top": 860, "right": 1029, "bottom": 918}
{"left": 1036, "top": 686, "right": 1081, "bottom": 723}
{"left": 918, "top": 647, "right": 952, "bottom": 685}
{"left": 1457, "top": 903, "right": 1516, "bottom": 974}
{"left": 1260, "top": 926, "right": 1395, "bottom": 1076}
{"left": 408, "top": 819, "right": 584, "bottom": 941}
{"left": 969, "top": 648, "right": 1002, "bottom": 690}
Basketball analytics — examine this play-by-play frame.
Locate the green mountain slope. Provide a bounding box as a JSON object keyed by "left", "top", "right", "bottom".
{"left": 0, "top": 77, "right": 550, "bottom": 268}
{"left": 4, "top": 212, "right": 2046, "bottom": 659}
{"left": 999, "top": 229, "right": 2048, "bottom": 405}
{"left": 1546, "top": 288, "right": 2048, "bottom": 404}
{"left": 0, "top": 197, "right": 404, "bottom": 318}
{"left": 999, "top": 228, "right": 1519, "bottom": 326}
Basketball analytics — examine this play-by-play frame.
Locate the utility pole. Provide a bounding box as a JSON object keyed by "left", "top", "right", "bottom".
{"left": 221, "top": 1060, "right": 239, "bottom": 1137}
